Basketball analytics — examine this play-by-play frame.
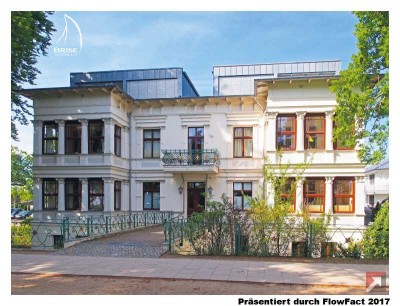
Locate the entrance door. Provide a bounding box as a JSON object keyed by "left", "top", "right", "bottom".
{"left": 188, "top": 127, "right": 204, "bottom": 165}
{"left": 187, "top": 182, "right": 206, "bottom": 216}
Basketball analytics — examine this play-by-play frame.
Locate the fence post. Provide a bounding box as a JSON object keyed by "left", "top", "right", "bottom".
{"left": 129, "top": 212, "right": 132, "bottom": 229}
{"left": 235, "top": 223, "right": 241, "bottom": 256}
{"left": 86, "top": 217, "right": 91, "bottom": 237}
{"left": 121, "top": 216, "right": 124, "bottom": 231}
{"left": 168, "top": 221, "right": 172, "bottom": 252}
{"left": 180, "top": 218, "right": 184, "bottom": 246}
{"left": 308, "top": 223, "right": 313, "bottom": 258}
{"left": 61, "top": 218, "right": 66, "bottom": 244}
{"left": 145, "top": 213, "right": 147, "bottom": 227}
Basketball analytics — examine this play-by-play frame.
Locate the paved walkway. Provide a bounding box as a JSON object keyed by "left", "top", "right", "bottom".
{"left": 55, "top": 225, "right": 167, "bottom": 258}
{"left": 11, "top": 253, "right": 389, "bottom": 287}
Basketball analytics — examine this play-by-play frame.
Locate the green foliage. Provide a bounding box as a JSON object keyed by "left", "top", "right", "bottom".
{"left": 11, "top": 223, "right": 32, "bottom": 248}
{"left": 11, "top": 146, "right": 33, "bottom": 204}
{"left": 336, "top": 239, "right": 363, "bottom": 259}
{"left": 362, "top": 201, "right": 389, "bottom": 259}
{"left": 330, "top": 11, "right": 389, "bottom": 164}
{"left": 11, "top": 11, "right": 55, "bottom": 141}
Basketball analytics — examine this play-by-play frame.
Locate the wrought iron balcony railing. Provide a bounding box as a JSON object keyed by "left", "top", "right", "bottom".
{"left": 161, "top": 149, "right": 221, "bottom": 167}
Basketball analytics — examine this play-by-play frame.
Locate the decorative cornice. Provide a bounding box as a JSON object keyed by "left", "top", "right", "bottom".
{"left": 296, "top": 111, "right": 307, "bottom": 119}
{"left": 265, "top": 112, "right": 278, "bottom": 120}
{"left": 325, "top": 177, "right": 334, "bottom": 183}
{"left": 102, "top": 177, "right": 114, "bottom": 183}
{"left": 102, "top": 118, "right": 113, "bottom": 125}
{"left": 180, "top": 114, "right": 211, "bottom": 127}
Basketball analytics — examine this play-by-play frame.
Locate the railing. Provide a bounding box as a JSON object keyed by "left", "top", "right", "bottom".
{"left": 161, "top": 149, "right": 221, "bottom": 167}
{"left": 11, "top": 211, "right": 175, "bottom": 249}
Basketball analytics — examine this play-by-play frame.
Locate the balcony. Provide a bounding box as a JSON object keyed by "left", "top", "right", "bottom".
{"left": 161, "top": 149, "right": 220, "bottom": 174}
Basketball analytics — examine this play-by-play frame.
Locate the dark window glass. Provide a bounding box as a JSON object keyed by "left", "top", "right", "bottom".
{"left": 333, "top": 178, "right": 355, "bottom": 213}
{"left": 114, "top": 125, "right": 122, "bottom": 157}
{"left": 65, "top": 121, "right": 81, "bottom": 154}
{"left": 65, "top": 179, "right": 81, "bottom": 210}
{"left": 143, "top": 129, "right": 160, "bottom": 159}
{"left": 233, "top": 182, "right": 252, "bottom": 210}
{"left": 89, "top": 121, "right": 104, "bottom": 154}
{"left": 277, "top": 115, "right": 296, "bottom": 150}
{"left": 89, "top": 179, "right": 104, "bottom": 210}
{"left": 43, "top": 179, "right": 58, "bottom": 210}
{"left": 43, "top": 122, "right": 58, "bottom": 154}
{"left": 305, "top": 114, "right": 325, "bottom": 150}
{"left": 143, "top": 182, "right": 160, "bottom": 210}
{"left": 234, "top": 127, "right": 253, "bottom": 157}
{"left": 114, "top": 180, "right": 121, "bottom": 211}
{"left": 303, "top": 178, "right": 325, "bottom": 213}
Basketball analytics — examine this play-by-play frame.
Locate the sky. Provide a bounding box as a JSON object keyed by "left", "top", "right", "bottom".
{"left": 12, "top": 11, "right": 359, "bottom": 153}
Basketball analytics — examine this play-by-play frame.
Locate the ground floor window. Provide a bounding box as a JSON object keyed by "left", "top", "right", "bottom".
{"left": 278, "top": 177, "right": 296, "bottom": 211}
{"left": 303, "top": 178, "right": 325, "bottom": 213}
{"left": 89, "top": 179, "right": 104, "bottom": 211}
{"left": 65, "top": 178, "right": 81, "bottom": 210}
{"left": 143, "top": 182, "right": 160, "bottom": 210}
{"left": 333, "top": 178, "right": 355, "bottom": 213}
{"left": 233, "top": 182, "right": 252, "bottom": 210}
{"left": 43, "top": 179, "right": 58, "bottom": 210}
{"left": 114, "top": 180, "right": 121, "bottom": 211}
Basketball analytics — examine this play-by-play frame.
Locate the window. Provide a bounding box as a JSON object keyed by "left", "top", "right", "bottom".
{"left": 143, "top": 182, "right": 160, "bottom": 210}
{"left": 234, "top": 127, "right": 253, "bottom": 157}
{"left": 369, "top": 174, "right": 375, "bottom": 185}
{"left": 277, "top": 178, "right": 296, "bottom": 211}
{"left": 303, "top": 178, "right": 325, "bottom": 213}
{"left": 43, "top": 122, "right": 58, "bottom": 154}
{"left": 233, "top": 182, "right": 252, "bottom": 210}
{"left": 89, "top": 120, "right": 104, "bottom": 154}
{"left": 114, "top": 180, "right": 121, "bottom": 211}
{"left": 277, "top": 115, "right": 296, "bottom": 150}
{"left": 65, "top": 179, "right": 81, "bottom": 210}
{"left": 143, "top": 129, "right": 160, "bottom": 159}
{"left": 89, "top": 179, "right": 104, "bottom": 211}
{"left": 114, "top": 125, "right": 122, "bottom": 157}
{"left": 65, "top": 121, "right": 81, "bottom": 154}
{"left": 305, "top": 114, "right": 325, "bottom": 150}
{"left": 368, "top": 195, "right": 375, "bottom": 206}
{"left": 43, "top": 179, "right": 58, "bottom": 210}
{"left": 333, "top": 178, "right": 355, "bottom": 213}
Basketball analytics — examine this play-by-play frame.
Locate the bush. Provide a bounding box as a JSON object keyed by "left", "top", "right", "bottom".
{"left": 11, "top": 223, "right": 32, "bottom": 248}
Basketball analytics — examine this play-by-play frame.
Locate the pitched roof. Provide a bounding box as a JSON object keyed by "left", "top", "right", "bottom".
{"left": 365, "top": 159, "right": 389, "bottom": 173}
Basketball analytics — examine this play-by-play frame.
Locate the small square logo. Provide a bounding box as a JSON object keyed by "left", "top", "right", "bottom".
{"left": 366, "top": 272, "right": 387, "bottom": 293}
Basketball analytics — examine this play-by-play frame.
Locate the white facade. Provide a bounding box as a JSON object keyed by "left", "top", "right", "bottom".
{"left": 365, "top": 160, "right": 389, "bottom": 205}
{"left": 23, "top": 61, "right": 366, "bottom": 235}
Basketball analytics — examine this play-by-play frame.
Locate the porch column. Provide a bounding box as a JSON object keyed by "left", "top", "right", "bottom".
{"left": 325, "top": 177, "right": 334, "bottom": 214}
{"left": 295, "top": 179, "right": 304, "bottom": 212}
{"left": 266, "top": 112, "right": 278, "bottom": 152}
{"left": 33, "top": 178, "right": 42, "bottom": 211}
{"left": 57, "top": 178, "right": 65, "bottom": 211}
{"left": 355, "top": 177, "right": 366, "bottom": 215}
{"left": 81, "top": 178, "right": 88, "bottom": 212}
{"left": 55, "top": 120, "right": 65, "bottom": 155}
{"left": 325, "top": 111, "right": 334, "bottom": 151}
{"left": 79, "top": 119, "right": 88, "bottom": 154}
{"left": 296, "top": 112, "right": 306, "bottom": 151}
{"left": 32, "top": 120, "right": 43, "bottom": 155}
{"left": 103, "top": 118, "right": 114, "bottom": 154}
{"left": 103, "top": 177, "right": 115, "bottom": 212}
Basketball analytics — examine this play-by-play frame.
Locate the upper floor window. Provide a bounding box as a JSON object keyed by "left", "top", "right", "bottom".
{"left": 277, "top": 178, "right": 296, "bottom": 211}
{"left": 143, "top": 182, "right": 160, "bottom": 210}
{"left": 233, "top": 182, "right": 252, "bottom": 210}
{"left": 43, "top": 179, "right": 58, "bottom": 210}
{"left": 303, "top": 178, "right": 325, "bottom": 213}
{"left": 369, "top": 174, "right": 375, "bottom": 185}
{"left": 114, "top": 125, "right": 122, "bottom": 157}
{"left": 114, "top": 180, "right": 121, "bottom": 211}
{"left": 305, "top": 114, "right": 325, "bottom": 150}
{"left": 89, "top": 120, "right": 104, "bottom": 154}
{"left": 143, "top": 129, "right": 160, "bottom": 159}
{"left": 89, "top": 178, "right": 104, "bottom": 211}
{"left": 65, "top": 178, "right": 81, "bottom": 210}
{"left": 333, "top": 178, "right": 355, "bottom": 213}
{"left": 43, "top": 122, "right": 58, "bottom": 154}
{"left": 277, "top": 115, "right": 296, "bottom": 150}
{"left": 65, "top": 121, "right": 81, "bottom": 154}
{"left": 234, "top": 127, "right": 253, "bottom": 158}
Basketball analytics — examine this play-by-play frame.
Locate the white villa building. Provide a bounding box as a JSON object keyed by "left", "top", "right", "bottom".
{"left": 21, "top": 60, "right": 366, "bottom": 245}
{"left": 365, "top": 159, "right": 389, "bottom": 206}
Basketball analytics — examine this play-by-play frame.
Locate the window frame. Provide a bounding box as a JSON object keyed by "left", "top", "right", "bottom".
{"left": 233, "top": 127, "right": 253, "bottom": 158}
{"left": 114, "top": 180, "right": 122, "bottom": 211}
{"left": 114, "top": 125, "right": 122, "bottom": 157}
{"left": 143, "top": 182, "right": 160, "bottom": 210}
{"left": 88, "top": 120, "right": 104, "bottom": 154}
{"left": 143, "top": 129, "right": 161, "bottom": 159}
{"left": 303, "top": 178, "right": 325, "bottom": 213}
{"left": 333, "top": 177, "right": 355, "bottom": 214}
{"left": 233, "top": 182, "right": 252, "bottom": 210}
{"left": 65, "top": 121, "right": 82, "bottom": 155}
{"left": 276, "top": 114, "right": 297, "bottom": 151}
{"left": 88, "top": 178, "right": 104, "bottom": 211}
{"left": 42, "top": 178, "right": 58, "bottom": 211}
{"left": 42, "top": 121, "right": 58, "bottom": 155}
{"left": 65, "top": 178, "right": 81, "bottom": 211}
{"left": 304, "top": 114, "right": 325, "bottom": 150}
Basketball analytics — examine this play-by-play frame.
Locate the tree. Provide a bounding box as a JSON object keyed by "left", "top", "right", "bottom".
{"left": 330, "top": 11, "right": 389, "bottom": 164}
{"left": 11, "top": 11, "right": 55, "bottom": 141}
{"left": 11, "top": 146, "right": 33, "bottom": 204}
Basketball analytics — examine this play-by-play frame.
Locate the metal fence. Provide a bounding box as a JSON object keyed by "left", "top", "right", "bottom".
{"left": 12, "top": 211, "right": 175, "bottom": 249}
{"left": 163, "top": 218, "right": 366, "bottom": 258}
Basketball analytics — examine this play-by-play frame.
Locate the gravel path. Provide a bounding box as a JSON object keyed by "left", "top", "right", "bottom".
{"left": 55, "top": 225, "right": 167, "bottom": 258}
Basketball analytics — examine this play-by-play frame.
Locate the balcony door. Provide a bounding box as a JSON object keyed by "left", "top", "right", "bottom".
{"left": 187, "top": 182, "right": 205, "bottom": 216}
{"left": 188, "top": 127, "right": 204, "bottom": 165}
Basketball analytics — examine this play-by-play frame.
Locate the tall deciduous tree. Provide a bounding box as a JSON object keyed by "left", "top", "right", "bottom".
{"left": 330, "top": 11, "right": 389, "bottom": 164}
{"left": 11, "top": 11, "right": 55, "bottom": 141}
{"left": 11, "top": 146, "right": 34, "bottom": 203}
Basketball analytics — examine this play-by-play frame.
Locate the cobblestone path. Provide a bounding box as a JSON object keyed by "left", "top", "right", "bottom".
{"left": 55, "top": 225, "right": 167, "bottom": 258}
